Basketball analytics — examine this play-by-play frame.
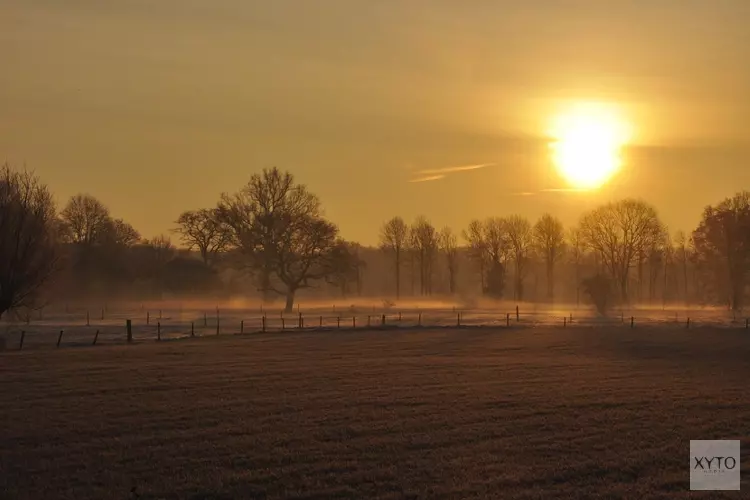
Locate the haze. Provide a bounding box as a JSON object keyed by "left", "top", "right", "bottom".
{"left": 2, "top": 0, "right": 749, "bottom": 244}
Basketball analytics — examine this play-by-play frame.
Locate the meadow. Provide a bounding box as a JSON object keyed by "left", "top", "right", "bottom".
{"left": 1, "top": 321, "right": 748, "bottom": 499}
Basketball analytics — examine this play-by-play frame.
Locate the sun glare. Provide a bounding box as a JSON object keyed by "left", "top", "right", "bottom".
{"left": 549, "top": 102, "right": 632, "bottom": 190}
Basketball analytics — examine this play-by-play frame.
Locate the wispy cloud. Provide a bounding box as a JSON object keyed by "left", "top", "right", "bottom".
{"left": 408, "top": 174, "right": 446, "bottom": 183}
{"left": 408, "top": 162, "right": 494, "bottom": 183}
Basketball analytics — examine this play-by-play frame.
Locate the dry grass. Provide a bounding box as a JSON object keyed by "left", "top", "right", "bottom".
{"left": 1, "top": 326, "right": 748, "bottom": 499}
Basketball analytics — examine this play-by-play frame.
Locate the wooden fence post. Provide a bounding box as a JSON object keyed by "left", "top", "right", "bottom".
{"left": 630, "top": 316, "right": 635, "bottom": 328}
{"left": 126, "top": 319, "right": 133, "bottom": 343}
{"left": 157, "top": 322, "right": 161, "bottom": 341}
{"left": 506, "top": 313, "right": 510, "bottom": 327}
{"left": 281, "top": 318, "right": 285, "bottom": 331}
{"left": 398, "top": 311, "right": 402, "bottom": 322}
{"left": 19, "top": 331, "right": 25, "bottom": 349}
{"left": 93, "top": 330, "right": 99, "bottom": 345}
{"left": 146, "top": 311, "right": 150, "bottom": 325}
{"left": 57, "top": 330, "right": 64, "bottom": 348}
{"left": 563, "top": 317, "right": 567, "bottom": 328}
{"left": 381, "top": 314, "right": 385, "bottom": 326}
{"left": 352, "top": 316, "right": 356, "bottom": 328}
{"left": 240, "top": 320, "right": 244, "bottom": 334}
{"left": 337, "top": 317, "right": 341, "bottom": 329}
{"left": 191, "top": 322, "right": 195, "bottom": 337}
{"left": 686, "top": 318, "right": 690, "bottom": 329}
{"left": 298, "top": 313, "right": 303, "bottom": 329}
{"left": 204, "top": 312, "right": 207, "bottom": 327}
{"left": 418, "top": 313, "right": 421, "bottom": 326}
{"left": 367, "top": 315, "right": 371, "bottom": 327}
{"left": 262, "top": 315, "right": 266, "bottom": 333}
{"left": 319, "top": 315, "right": 323, "bottom": 328}
{"left": 516, "top": 305, "right": 519, "bottom": 322}
{"left": 457, "top": 313, "right": 461, "bottom": 327}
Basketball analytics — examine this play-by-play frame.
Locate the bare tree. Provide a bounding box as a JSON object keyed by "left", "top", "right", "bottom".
{"left": 567, "top": 227, "right": 585, "bottom": 307}
{"left": 60, "top": 194, "right": 111, "bottom": 245}
{"left": 410, "top": 216, "right": 438, "bottom": 295}
{"left": 505, "top": 215, "right": 533, "bottom": 301}
{"left": 579, "top": 199, "right": 663, "bottom": 302}
{"left": 105, "top": 219, "right": 141, "bottom": 247}
{"left": 379, "top": 216, "right": 409, "bottom": 298}
{"left": 174, "top": 208, "right": 229, "bottom": 266}
{"left": 533, "top": 214, "right": 565, "bottom": 302}
{"left": 673, "top": 230, "right": 690, "bottom": 304}
{"left": 463, "top": 217, "right": 508, "bottom": 298}
{"left": 463, "top": 219, "right": 489, "bottom": 292}
{"left": 439, "top": 226, "right": 459, "bottom": 295}
{"left": 0, "top": 165, "right": 59, "bottom": 317}
{"left": 692, "top": 192, "right": 750, "bottom": 311}
{"left": 326, "top": 240, "right": 366, "bottom": 297}
{"left": 218, "top": 167, "right": 340, "bottom": 311}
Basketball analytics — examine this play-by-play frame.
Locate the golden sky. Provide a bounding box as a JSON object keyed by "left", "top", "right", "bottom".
{"left": 2, "top": 1, "right": 749, "bottom": 244}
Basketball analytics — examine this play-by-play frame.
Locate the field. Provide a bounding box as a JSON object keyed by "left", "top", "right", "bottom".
{"left": 1, "top": 323, "right": 749, "bottom": 499}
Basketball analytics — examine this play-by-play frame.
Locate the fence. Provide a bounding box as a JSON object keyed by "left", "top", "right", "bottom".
{"left": 1, "top": 303, "right": 749, "bottom": 351}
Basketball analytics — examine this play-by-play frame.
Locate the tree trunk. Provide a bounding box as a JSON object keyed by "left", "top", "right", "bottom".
{"left": 284, "top": 289, "right": 296, "bottom": 313}
{"left": 395, "top": 254, "right": 401, "bottom": 299}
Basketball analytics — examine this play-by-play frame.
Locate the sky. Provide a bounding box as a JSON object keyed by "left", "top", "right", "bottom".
{"left": 2, "top": 0, "right": 749, "bottom": 245}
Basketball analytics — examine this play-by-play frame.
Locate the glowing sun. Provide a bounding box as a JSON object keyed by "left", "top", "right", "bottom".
{"left": 549, "top": 102, "right": 632, "bottom": 190}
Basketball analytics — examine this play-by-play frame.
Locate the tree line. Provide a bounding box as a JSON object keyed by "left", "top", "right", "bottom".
{"left": 1, "top": 162, "right": 749, "bottom": 318}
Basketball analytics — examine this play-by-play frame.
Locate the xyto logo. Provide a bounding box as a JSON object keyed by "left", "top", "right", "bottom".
{"left": 693, "top": 456, "right": 737, "bottom": 473}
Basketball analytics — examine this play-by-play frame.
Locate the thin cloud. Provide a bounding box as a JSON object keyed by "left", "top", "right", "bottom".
{"left": 408, "top": 162, "right": 495, "bottom": 183}
{"left": 408, "top": 174, "right": 446, "bottom": 183}
{"left": 416, "top": 163, "right": 495, "bottom": 176}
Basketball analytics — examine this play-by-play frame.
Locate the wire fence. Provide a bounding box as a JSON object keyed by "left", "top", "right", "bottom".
{"left": 1, "top": 303, "right": 749, "bottom": 352}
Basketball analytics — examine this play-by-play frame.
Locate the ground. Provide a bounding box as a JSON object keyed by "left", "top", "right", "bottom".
{"left": 1, "top": 326, "right": 748, "bottom": 499}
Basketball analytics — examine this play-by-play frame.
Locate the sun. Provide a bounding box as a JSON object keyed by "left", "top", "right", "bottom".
{"left": 548, "top": 102, "right": 632, "bottom": 190}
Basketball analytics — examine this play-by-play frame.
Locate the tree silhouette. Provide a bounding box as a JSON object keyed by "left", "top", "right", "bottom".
{"left": 60, "top": 194, "right": 111, "bottom": 245}
{"left": 379, "top": 216, "right": 409, "bottom": 299}
{"left": 579, "top": 199, "right": 663, "bottom": 302}
{"left": 439, "top": 226, "right": 459, "bottom": 295}
{"left": 505, "top": 215, "right": 533, "bottom": 301}
{"left": 0, "top": 165, "right": 59, "bottom": 317}
{"left": 218, "top": 167, "right": 340, "bottom": 311}
{"left": 174, "top": 208, "right": 229, "bottom": 267}
{"left": 410, "top": 216, "right": 438, "bottom": 295}
{"left": 692, "top": 192, "right": 750, "bottom": 311}
{"left": 533, "top": 214, "right": 565, "bottom": 302}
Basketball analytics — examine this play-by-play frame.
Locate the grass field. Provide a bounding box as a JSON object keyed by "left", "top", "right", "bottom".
{"left": 1, "top": 326, "right": 748, "bottom": 499}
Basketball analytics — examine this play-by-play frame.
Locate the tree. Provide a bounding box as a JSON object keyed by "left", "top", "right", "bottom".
{"left": 673, "top": 230, "right": 690, "bottom": 304}
{"left": 582, "top": 274, "right": 614, "bottom": 316}
{"left": 568, "top": 227, "right": 585, "bottom": 307}
{"left": 692, "top": 192, "right": 750, "bottom": 311}
{"left": 579, "top": 199, "right": 663, "bottom": 302}
{"left": 60, "top": 194, "right": 111, "bottom": 245}
{"left": 174, "top": 208, "right": 229, "bottom": 267}
{"left": 105, "top": 218, "right": 141, "bottom": 247}
{"left": 218, "top": 167, "right": 340, "bottom": 311}
{"left": 410, "top": 216, "right": 438, "bottom": 295}
{"left": 379, "top": 216, "right": 409, "bottom": 298}
{"left": 439, "top": 226, "right": 459, "bottom": 295}
{"left": 533, "top": 214, "right": 565, "bottom": 302}
{"left": 0, "top": 165, "right": 59, "bottom": 317}
{"left": 505, "top": 215, "right": 533, "bottom": 301}
{"left": 463, "top": 217, "right": 508, "bottom": 298}
{"left": 326, "top": 240, "right": 366, "bottom": 297}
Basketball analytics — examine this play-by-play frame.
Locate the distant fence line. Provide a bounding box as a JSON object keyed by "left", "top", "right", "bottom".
{"left": 2, "top": 303, "right": 750, "bottom": 352}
